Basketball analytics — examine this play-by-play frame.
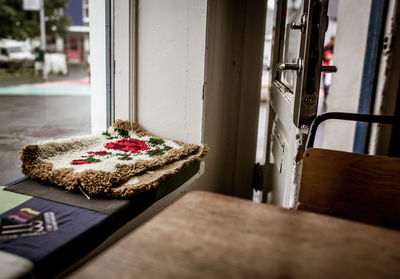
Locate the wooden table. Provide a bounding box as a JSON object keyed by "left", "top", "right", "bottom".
{"left": 69, "top": 191, "right": 400, "bottom": 279}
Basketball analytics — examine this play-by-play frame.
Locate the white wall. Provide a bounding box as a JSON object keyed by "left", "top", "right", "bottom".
{"left": 89, "top": 0, "right": 107, "bottom": 134}
{"left": 113, "top": 0, "right": 132, "bottom": 122}
{"left": 136, "top": 0, "right": 207, "bottom": 145}
{"left": 323, "top": 0, "right": 371, "bottom": 151}
{"left": 191, "top": 0, "right": 266, "bottom": 197}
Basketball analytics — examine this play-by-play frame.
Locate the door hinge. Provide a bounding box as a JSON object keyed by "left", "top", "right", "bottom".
{"left": 252, "top": 163, "right": 264, "bottom": 191}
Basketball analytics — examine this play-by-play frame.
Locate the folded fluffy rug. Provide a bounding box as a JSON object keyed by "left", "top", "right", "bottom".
{"left": 20, "top": 120, "right": 207, "bottom": 197}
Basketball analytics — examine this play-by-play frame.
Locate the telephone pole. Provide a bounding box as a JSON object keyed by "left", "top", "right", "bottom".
{"left": 40, "top": 0, "right": 47, "bottom": 79}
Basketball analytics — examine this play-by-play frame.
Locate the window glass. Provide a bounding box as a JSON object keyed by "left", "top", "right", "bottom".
{"left": 70, "top": 38, "right": 78, "bottom": 50}
{"left": 279, "top": 0, "right": 303, "bottom": 91}
{"left": 83, "top": 0, "right": 90, "bottom": 23}
{"left": 0, "top": 1, "right": 91, "bottom": 184}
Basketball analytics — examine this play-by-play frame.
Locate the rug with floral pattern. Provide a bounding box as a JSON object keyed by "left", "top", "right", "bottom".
{"left": 20, "top": 120, "right": 207, "bottom": 197}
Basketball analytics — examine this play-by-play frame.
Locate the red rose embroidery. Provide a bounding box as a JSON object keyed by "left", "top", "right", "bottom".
{"left": 88, "top": 151, "right": 108, "bottom": 156}
{"left": 71, "top": 159, "right": 96, "bottom": 165}
{"left": 104, "top": 138, "right": 150, "bottom": 154}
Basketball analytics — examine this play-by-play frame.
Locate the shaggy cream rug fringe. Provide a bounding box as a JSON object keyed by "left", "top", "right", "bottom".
{"left": 20, "top": 120, "right": 207, "bottom": 197}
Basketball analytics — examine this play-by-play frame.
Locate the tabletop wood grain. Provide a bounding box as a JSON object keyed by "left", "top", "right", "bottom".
{"left": 69, "top": 191, "right": 400, "bottom": 279}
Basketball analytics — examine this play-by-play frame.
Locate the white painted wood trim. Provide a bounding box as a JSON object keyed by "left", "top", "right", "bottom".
{"left": 89, "top": 0, "right": 107, "bottom": 134}
{"left": 369, "top": 0, "right": 398, "bottom": 155}
{"left": 136, "top": 0, "right": 207, "bottom": 144}
{"left": 113, "top": 0, "right": 135, "bottom": 122}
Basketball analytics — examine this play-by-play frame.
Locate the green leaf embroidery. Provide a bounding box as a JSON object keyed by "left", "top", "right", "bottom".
{"left": 116, "top": 153, "right": 128, "bottom": 156}
{"left": 102, "top": 131, "right": 117, "bottom": 140}
{"left": 118, "top": 155, "right": 133, "bottom": 161}
{"left": 116, "top": 129, "right": 130, "bottom": 138}
{"left": 146, "top": 148, "right": 165, "bottom": 157}
{"left": 148, "top": 137, "right": 165, "bottom": 146}
{"left": 85, "top": 155, "right": 101, "bottom": 163}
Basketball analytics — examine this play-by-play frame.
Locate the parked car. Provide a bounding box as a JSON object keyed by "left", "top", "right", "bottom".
{"left": 0, "top": 39, "right": 35, "bottom": 69}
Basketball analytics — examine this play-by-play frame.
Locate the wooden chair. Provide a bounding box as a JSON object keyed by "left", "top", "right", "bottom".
{"left": 298, "top": 112, "right": 400, "bottom": 229}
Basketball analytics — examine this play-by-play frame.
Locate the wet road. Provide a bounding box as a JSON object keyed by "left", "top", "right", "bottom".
{"left": 0, "top": 73, "right": 91, "bottom": 184}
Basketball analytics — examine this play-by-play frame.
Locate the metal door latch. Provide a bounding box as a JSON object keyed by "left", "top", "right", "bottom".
{"left": 277, "top": 57, "right": 303, "bottom": 75}
{"left": 291, "top": 14, "right": 307, "bottom": 33}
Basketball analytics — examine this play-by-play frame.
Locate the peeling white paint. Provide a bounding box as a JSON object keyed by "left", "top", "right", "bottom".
{"left": 289, "top": 161, "right": 303, "bottom": 209}
{"left": 288, "top": 125, "right": 308, "bottom": 208}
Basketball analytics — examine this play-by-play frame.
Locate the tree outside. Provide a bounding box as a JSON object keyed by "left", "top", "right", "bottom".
{"left": 0, "top": 0, "right": 71, "bottom": 40}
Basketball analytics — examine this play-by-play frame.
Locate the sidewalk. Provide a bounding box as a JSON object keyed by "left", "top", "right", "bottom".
{"left": 0, "top": 77, "right": 90, "bottom": 96}
{"left": 0, "top": 64, "right": 89, "bottom": 87}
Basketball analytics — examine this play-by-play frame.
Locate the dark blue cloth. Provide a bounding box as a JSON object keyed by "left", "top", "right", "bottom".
{"left": 0, "top": 197, "right": 108, "bottom": 278}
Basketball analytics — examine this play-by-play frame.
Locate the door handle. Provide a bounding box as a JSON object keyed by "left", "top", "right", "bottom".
{"left": 321, "top": 65, "right": 337, "bottom": 73}
{"left": 277, "top": 58, "right": 303, "bottom": 74}
{"left": 291, "top": 14, "right": 307, "bottom": 33}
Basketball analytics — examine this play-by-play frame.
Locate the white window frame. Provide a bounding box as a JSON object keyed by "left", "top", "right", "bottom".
{"left": 89, "top": 0, "right": 107, "bottom": 133}
{"left": 90, "top": 0, "right": 207, "bottom": 145}
{"left": 89, "top": 0, "right": 135, "bottom": 133}
{"left": 89, "top": 0, "right": 270, "bottom": 199}
{"left": 110, "top": 0, "right": 136, "bottom": 123}
{"left": 83, "top": 0, "right": 90, "bottom": 24}
{"left": 89, "top": 0, "right": 208, "bottom": 212}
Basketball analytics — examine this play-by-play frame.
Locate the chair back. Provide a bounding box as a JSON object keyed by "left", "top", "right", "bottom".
{"left": 298, "top": 148, "right": 400, "bottom": 229}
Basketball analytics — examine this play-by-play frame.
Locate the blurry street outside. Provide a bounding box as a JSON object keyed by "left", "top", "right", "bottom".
{"left": 0, "top": 64, "right": 91, "bottom": 184}
{"left": 0, "top": 0, "right": 91, "bottom": 184}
